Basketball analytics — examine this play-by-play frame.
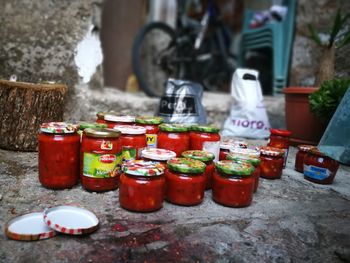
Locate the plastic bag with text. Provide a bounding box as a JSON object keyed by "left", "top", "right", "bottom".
{"left": 221, "top": 69, "right": 270, "bottom": 139}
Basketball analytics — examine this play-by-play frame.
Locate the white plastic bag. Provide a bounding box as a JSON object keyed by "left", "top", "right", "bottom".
{"left": 221, "top": 68, "right": 270, "bottom": 139}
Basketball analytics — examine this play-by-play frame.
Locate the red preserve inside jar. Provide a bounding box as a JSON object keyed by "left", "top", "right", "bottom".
{"left": 212, "top": 160, "right": 255, "bottom": 207}
{"left": 104, "top": 114, "right": 136, "bottom": 128}
{"left": 165, "top": 158, "right": 206, "bottom": 206}
{"left": 190, "top": 125, "right": 221, "bottom": 160}
{"left": 38, "top": 122, "right": 80, "bottom": 189}
{"left": 81, "top": 128, "right": 122, "bottom": 192}
{"left": 295, "top": 145, "right": 313, "bottom": 173}
{"left": 135, "top": 116, "right": 163, "bottom": 148}
{"left": 268, "top": 129, "right": 291, "bottom": 167}
{"left": 141, "top": 148, "right": 176, "bottom": 169}
{"left": 259, "top": 146, "right": 285, "bottom": 179}
{"left": 303, "top": 147, "right": 339, "bottom": 185}
{"left": 157, "top": 124, "right": 189, "bottom": 157}
{"left": 119, "top": 160, "right": 165, "bottom": 212}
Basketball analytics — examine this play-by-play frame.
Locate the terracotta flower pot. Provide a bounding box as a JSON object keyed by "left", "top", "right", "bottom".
{"left": 283, "top": 87, "right": 327, "bottom": 146}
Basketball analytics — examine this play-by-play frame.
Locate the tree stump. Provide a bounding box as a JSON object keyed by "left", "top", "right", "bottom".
{"left": 0, "top": 80, "right": 67, "bottom": 151}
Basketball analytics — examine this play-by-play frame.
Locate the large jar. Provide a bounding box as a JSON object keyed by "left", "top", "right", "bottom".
{"left": 119, "top": 160, "right": 165, "bottom": 212}
{"left": 157, "top": 124, "right": 189, "bottom": 157}
{"left": 135, "top": 116, "right": 163, "bottom": 148}
{"left": 113, "top": 125, "right": 147, "bottom": 162}
{"left": 303, "top": 147, "right": 339, "bottom": 185}
{"left": 181, "top": 150, "right": 215, "bottom": 190}
{"left": 294, "top": 145, "right": 313, "bottom": 173}
{"left": 259, "top": 146, "right": 285, "bottom": 179}
{"left": 219, "top": 139, "right": 248, "bottom": 161}
{"left": 38, "top": 122, "right": 80, "bottom": 189}
{"left": 268, "top": 128, "right": 292, "bottom": 167}
{"left": 212, "top": 160, "right": 255, "bottom": 207}
{"left": 165, "top": 158, "right": 206, "bottom": 206}
{"left": 190, "top": 125, "right": 221, "bottom": 161}
{"left": 141, "top": 148, "right": 176, "bottom": 169}
{"left": 104, "top": 113, "right": 136, "bottom": 128}
{"left": 81, "top": 128, "right": 122, "bottom": 192}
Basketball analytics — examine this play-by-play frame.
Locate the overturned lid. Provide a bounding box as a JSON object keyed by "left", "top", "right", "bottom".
{"left": 159, "top": 123, "right": 188, "bottom": 132}
{"left": 123, "top": 160, "right": 164, "bottom": 177}
{"left": 192, "top": 125, "right": 220, "bottom": 133}
{"left": 104, "top": 114, "right": 135, "bottom": 123}
{"left": 259, "top": 146, "right": 285, "bottom": 157}
{"left": 181, "top": 150, "right": 215, "bottom": 162}
{"left": 40, "top": 122, "right": 76, "bottom": 134}
{"left": 270, "top": 128, "right": 292, "bottom": 137}
{"left": 220, "top": 139, "right": 248, "bottom": 150}
{"left": 84, "top": 128, "right": 120, "bottom": 138}
{"left": 141, "top": 148, "right": 176, "bottom": 161}
{"left": 167, "top": 158, "right": 206, "bottom": 174}
{"left": 113, "top": 125, "right": 146, "bottom": 135}
{"left": 135, "top": 116, "right": 163, "bottom": 125}
{"left": 215, "top": 160, "right": 254, "bottom": 176}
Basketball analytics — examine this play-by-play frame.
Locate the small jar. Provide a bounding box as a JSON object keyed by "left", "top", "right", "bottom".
{"left": 141, "top": 148, "right": 176, "bottom": 169}
{"left": 165, "top": 158, "right": 206, "bottom": 206}
{"left": 219, "top": 139, "right": 248, "bottom": 160}
{"left": 38, "top": 122, "right": 80, "bottom": 189}
{"left": 181, "top": 150, "right": 215, "bottom": 190}
{"left": 81, "top": 128, "right": 122, "bottom": 192}
{"left": 104, "top": 113, "right": 136, "bottom": 128}
{"left": 303, "top": 147, "right": 339, "bottom": 185}
{"left": 119, "top": 160, "right": 165, "bottom": 212}
{"left": 268, "top": 129, "right": 292, "bottom": 168}
{"left": 96, "top": 111, "right": 119, "bottom": 124}
{"left": 190, "top": 125, "right": 221, "bottom": 161}
{"left": 113, "top": 125, "right": 147, "bottom": 162}
{"left": 259, "top": 146, "right": 285, "bottom": 179}
{"left": 135, "top": 116, "right": 163, "bottom": 148}
{"left": 157, "top": 124, "right": 189, "bottom": 157}
{"left": 294, "top": 145, "right": 314, "bottom": 173}
{"left": 227, "top": 148, "right": 261, "bottom": 193}
{"left": 212, "top": 160, "right": 255, "bottom": 207}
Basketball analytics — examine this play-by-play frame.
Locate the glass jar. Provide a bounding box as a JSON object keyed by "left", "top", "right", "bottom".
{"left": 189, "top": 125, "right": 221, "bottom": 161}
{"left": 303, "top": 147, "right": 340, "bottom": 185}
{"left": 38, "top": 122, "right": 80, "bottom": 189}
{"left": 219, "top": 139, "right": 248, "bottom": 161}
{"left": 113, "top": 125, "right": 147, "bottom": 162}
{"left": 157, "top": 124, "right": 189, "bottom": 157}
{"left": 294, "top": 145, "right": 314, "bottom": 173}
{"left": 104, "top": 113, "right": 136, "bottom": 128}
{"left": 81, "top": 128, "right": 122, "bottom": 192}
{"left": 212, "top": 160, "right": 255, "bottom": 207}
{"left": 135, "top": 116, "right": 163, "bottom": 148}
{"left": 227, "top": 148, "right": 261, "bottom": 193}
{"left": 119, "top": 160, "right": 165, "bottom": 212}
{"left": 259, "top": 146, "right": 285, "bottom": 179}
{"left": 181, "top": 150, "right": 215, "bottom": 190}
{"left": 165, "top": 158, "right": 206, "bottom": 206}
{"left": 141, "top": 148, "right": 176, "bottom": 169}
{"left": 268, "top": 129, "right": 292, "bottom": 168}
{"left": 96, "top": 111, "right": 119, "bottom": 124}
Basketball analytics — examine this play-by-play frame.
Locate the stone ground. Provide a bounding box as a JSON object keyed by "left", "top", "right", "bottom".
{"left": 0, "top": 143, "right": 350, "bottom": 263}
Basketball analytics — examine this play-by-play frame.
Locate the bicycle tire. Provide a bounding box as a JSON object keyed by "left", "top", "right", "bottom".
{"left": 132, "top": 22, "right": 178, "bottom": 97}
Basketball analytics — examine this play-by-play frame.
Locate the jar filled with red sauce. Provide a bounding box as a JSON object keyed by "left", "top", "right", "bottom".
{"left": 303, "top": 147, "right": 340, "bottom": 185}
{"left": 113, "top": 125, "right": 147, "bottom": 162}
{"left": 294, "top": 145, "right": 314, "bottom": 173}
{"left": 141, "top": 148, "right": 176, "bottom": 169}
{"left": 119, "top": 160, "right": 165, "bottom": 212}
{"left": 104, "top": 114, "right": 136, "bottom": 128}
{"left": 81, "top": 128, "right": 122, "bottom": 192}
{"left": 259, "top": 146, "right": 285, "bottom": 179}
{"left": 181, "top": 150, "right": 215, "bottom": 190}
{"left": 165, "top": 158, "right": 206, "bottom": 206}
{"left": 219, "top": 139, "right": 248, "bottom": 160}
{"left": 227, "top": 148, "right": 261, "bottom": 193}
{"left": 212, "top": 160, "right": 255, "bottom": 207}
{"left": 190, "top": 125, "right": 221, "bottom": 161}
{"left": 96, "top": 111, "right": 119, "bottom": 124}
{"left": 268, "top": 129, "right": 292, "bottom": 168}
{"left": 135, "top": 116, "right": 163, "bottom": 148}
{"left": 38, "top": 122, "right": 80, "bottom": 189}
{"left": 157, "top": 124, "right": 189, "bottom": 157}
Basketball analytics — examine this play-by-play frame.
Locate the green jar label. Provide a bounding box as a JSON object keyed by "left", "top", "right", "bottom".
{"left": 83, "top": 152, "right": 122, "bottom": 178}
{"left": 122, "top": 146, "right": 145, "bottom": 162}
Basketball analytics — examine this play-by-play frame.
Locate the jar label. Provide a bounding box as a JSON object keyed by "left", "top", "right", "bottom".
{"left": 101, "top": 140, "right": 113, "bottom": 150}
{"left": 146, "top": 134, "right": 157, "bottom": 148}
{"left": 122, "top": 147, "right": 144, "bottom": 162}
{"left": 83, "top": 152, "right": 122, "bottom": 178}
{"left": 203, "top": 141, "right": 220, "bottom": 162}
{"left": 304, "top": 165, "right": 330, "bottom": 180}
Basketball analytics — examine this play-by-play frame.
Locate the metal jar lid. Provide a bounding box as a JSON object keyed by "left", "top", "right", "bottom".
{"left": 259, "top": 146, "right": 285, "bottom": 157}
{"left": 215, "top": 160, "right": 254, "bottom": 177}
{"left": 159, "top": 123, "right": 188, "bottom": 132}
{"left": 122, "top": 160, "right": 164, "bottom": 177}
{"left": 113, "top": 125, "right": 146, "bottom": 135}
{"left": 297, "top": 144, "right": 314, "bottom": 152}
{"left": 141, "top": 148, "right": 176, "bottom": 161}
{"left": 104, "top": 114, "right": 135, "bottom": 123}
{"left": 230, "top": 147, "right": 260, "bottom": 158}
{"left": 181, "top": 150, "right": 215, "bottom": 162}
{"left": 77, "top": 122, "right": 107, "bottom": 130}
{"left": 270, "top": 128, "right": 292, "bottom": 137}
{"left": 220, "top": 139, "right": 248, "bottom": 150}
{"left": 135, "top": 116, "right": 163, "bottom": 125}
{"left": 226, "top": 153, "right": 261, "bottom": 166}
{"left": 167, "top": 158, "right": 206, "bottom": 174}
{"left": 84, "top": 128, "right": 121, "bottom": 138}
{"left": 40, "top": 122, "right": 76, "bottom": 134}
{"left": 191, "top": 125, "right": 220, "bottom": 133}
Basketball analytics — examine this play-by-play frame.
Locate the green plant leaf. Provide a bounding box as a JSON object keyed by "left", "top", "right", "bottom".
{"left": 308, "top": 24, "right": 322, "bottom": 45}
{"left": 328, "top": 9, "right": 343, "bottom": 47}
{"left": 337, "top": 29, "right": 350, "bottom": 48}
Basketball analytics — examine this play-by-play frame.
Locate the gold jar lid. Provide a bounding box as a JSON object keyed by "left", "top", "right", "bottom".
{"left": 84, "top": 128, "right": 120, "bottom": 138}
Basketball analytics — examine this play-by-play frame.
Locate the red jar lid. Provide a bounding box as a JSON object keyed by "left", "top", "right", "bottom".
{"left": 260, "top": 146, "right": 285, "bottom": 157}
{"left": 122, "top": 160, "right": 164, "bottom": 177}
{"left": 40, "top": 122, "right": 76, "bottom": 134}
{"left": 167, "top": 158, "right": 206, "bottom": 174}
{"left": 270, "top": 129, "right": 292, "bottom": 137}
{"left": 141, "top": 148, "right": 176, "bottom": 161}
{"left": 113, "top": 125, "right": 146, "bottom": 135}
{"left": 297, "top": 144, "right": 314, "bottom": 152}
{"left": 181, "top": 150, "right": 215, "bottom": 162}
{"left": 215, "top": 160, "right": 254, "bottom": 177}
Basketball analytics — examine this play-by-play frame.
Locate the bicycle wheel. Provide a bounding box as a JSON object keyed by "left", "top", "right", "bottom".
{"left": 132, "top": 22, "right": 181, "bottom": 97}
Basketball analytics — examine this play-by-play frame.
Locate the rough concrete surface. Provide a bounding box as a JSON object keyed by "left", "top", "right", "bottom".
{"left": 1, "top": 142, "right": 349, "bottom": 263}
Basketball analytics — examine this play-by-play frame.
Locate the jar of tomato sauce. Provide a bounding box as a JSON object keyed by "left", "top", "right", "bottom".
{"left": 119, "top": 160, "right": 165, "bottom": 212}
{"left": 190, "top": 125, "right": 221, "bottom": 161}
{"left": 135, "top": 116, "right": 163, "bottom": 148}
{"left": 104, "top": 113, "right": 136, "bottom": 128}
{"left": 259, "top": 146, "right": 285, "bottom": 179}
{"left": 294, "top": 145, "right": 313, "bottom": 173}
{"left": 212, "top": 160, "right": 255, "bottom": 207}
{"left": 141, "top": 148, "right": 176, "bottom": 169}
{"left": 81, "top": 128, "right": 122, "bottom": 192}
{"left": 227, "top": 148, "right": 261, "bottom": 193}
{"left": 113, "top": 125, "right": 147, "bottom": 162}
{"left": 181, "top": 150, "right": 215, "bottom": 190}
{"left": 157, "top": 124, "right": 189, "bottom": 157}
{"left": 303, "top": 147, "right": 340, "bottom": 185}
{"left": 268, "top": 129, "right": 292, "bottom": 168}
{"left": 165, "top": 158, "right": 206, "bottom": 206}
{"left": 38, "top": 122, "right": 80, "bottom": 189}
{"left": 219, "top": 139, "right": 248, "bottom": 160}
{"left": 96, "top": 111, "right": 119, "bottom": 124}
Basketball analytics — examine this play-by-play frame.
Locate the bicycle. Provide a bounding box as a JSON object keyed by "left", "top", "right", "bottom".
{"left": 132, "top": 0, "right": 236, "bottom": 97}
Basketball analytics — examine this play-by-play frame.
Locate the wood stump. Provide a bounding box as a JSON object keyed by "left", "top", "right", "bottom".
{"left": 0, "top": 80, "right": 67, "bottom": 151}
